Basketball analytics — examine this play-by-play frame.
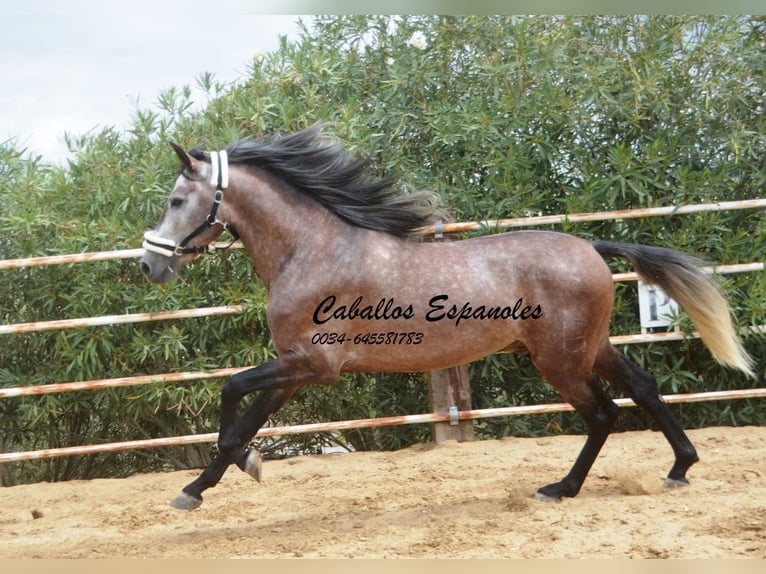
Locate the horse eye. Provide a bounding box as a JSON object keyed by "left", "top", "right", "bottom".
{"left": 170, "top": 197, "right": 184, "bottom": 208}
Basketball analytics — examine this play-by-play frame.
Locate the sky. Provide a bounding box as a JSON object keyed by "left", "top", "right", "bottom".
{"left": 0, "top": 2, "right": 306, "bottom": 165}
{"left": 3, "top": 1, "right": 762, "bottom": 165}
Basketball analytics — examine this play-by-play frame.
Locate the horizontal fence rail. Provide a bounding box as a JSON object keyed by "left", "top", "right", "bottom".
{"left": 0, "top": 248, "right": 146, "bottom": 270}
{"left": 1, "top": 199, "right": 763, "bottom": 465}
{"left": 0, "top": 306, "right": 244, "bottom": 335}
{"left": 2, "top": 388, "right": 765, "bottom": 463}
{"left": 420, "top": 198, "right": 766, "bottom": 235}
{"left": 0, "top": 367, "right": 247, "bottom": 399}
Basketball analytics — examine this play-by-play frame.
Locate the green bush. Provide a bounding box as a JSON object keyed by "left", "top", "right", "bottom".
{"left": 1, "top": 16, "right": 763, "bottom": 485}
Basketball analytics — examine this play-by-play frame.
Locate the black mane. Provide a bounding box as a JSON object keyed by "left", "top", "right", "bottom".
{"left": 191, "top": 125, "right": 443, "bottom": 237}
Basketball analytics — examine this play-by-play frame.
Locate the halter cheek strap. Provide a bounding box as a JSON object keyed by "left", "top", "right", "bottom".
{"left": 142, "top": 150, "right": 239, "bottom": 258}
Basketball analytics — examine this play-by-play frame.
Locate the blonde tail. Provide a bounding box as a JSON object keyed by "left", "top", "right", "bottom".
{"left": 593, "top": 241, "right": 755, "bottom": 377}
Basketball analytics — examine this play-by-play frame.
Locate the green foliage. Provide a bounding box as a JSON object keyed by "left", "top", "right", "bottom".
{"left": 1, "top": 16, "right": 764, "bottom": 485}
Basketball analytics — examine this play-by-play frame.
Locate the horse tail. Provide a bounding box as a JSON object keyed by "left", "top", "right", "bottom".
{"left": 592, "top": 240, "right": 754, "bottom": 377}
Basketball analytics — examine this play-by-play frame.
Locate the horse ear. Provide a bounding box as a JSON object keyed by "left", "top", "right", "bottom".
{"left": 169, "top": 141, "right": 194, "bottom": 173}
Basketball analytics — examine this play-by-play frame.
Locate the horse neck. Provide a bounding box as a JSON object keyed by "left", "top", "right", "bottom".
{"left": 225, "top": 168, "right": 345, "bottom": 289}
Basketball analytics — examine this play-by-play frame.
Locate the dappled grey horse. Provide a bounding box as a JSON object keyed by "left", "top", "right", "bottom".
{"left": 141, "top": 125, "right": 753, "bottom": 510}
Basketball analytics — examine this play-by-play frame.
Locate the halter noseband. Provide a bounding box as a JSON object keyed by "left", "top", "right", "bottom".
{"left": 142, "top": 150, "right": 240, "bottom": 258}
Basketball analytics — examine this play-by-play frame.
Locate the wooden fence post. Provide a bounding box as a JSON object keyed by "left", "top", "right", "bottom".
{"left": 428, "top": 365, "right": 474, "bottom": 442}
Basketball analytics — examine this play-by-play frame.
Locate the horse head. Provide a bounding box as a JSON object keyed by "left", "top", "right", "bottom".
{"left": 140, "top": 143, "right": 236, "bottom": 283}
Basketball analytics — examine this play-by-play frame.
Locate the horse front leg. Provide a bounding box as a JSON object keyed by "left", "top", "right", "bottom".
{"left": 171, "top": 356, "right": 331, "bottom": 510}
{"left": 171, "top": 385, "right": 296, "bottom": 510}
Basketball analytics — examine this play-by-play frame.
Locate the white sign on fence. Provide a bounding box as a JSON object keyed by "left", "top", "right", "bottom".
{"left": 638, "top": 281, "right": 680, "bottom": 329}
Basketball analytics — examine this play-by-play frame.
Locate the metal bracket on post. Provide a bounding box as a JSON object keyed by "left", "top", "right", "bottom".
{"left": 428, "top": 365, "right": 474, "bottom": 443}
{"left": 434, "top": 219, "right": 444, "bottom": 240}
{"left": 448, "top": 405, "right": 459, "bottom": 426}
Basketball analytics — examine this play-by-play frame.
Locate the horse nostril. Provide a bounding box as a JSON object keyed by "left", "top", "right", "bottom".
{"left": 140, "top": 262, "right": 151, "bottom": 278}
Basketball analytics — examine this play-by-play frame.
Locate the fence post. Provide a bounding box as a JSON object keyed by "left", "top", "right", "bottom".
{"left": 423, "top": 219, "right": 474, "bottom": 443}
{"left": 428, "top": 364, "right": 474, "bottom": 442}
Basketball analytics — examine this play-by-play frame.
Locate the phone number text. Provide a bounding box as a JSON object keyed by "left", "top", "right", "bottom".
{"left": 311, "top": 332, "right": 424, "bottom": 345}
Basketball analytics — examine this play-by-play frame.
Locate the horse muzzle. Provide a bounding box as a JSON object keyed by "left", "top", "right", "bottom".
{"left": 140, "top": 248, "right": 180, "bottom": 284}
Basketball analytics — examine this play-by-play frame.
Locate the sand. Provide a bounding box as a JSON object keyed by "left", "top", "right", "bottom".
{"left": 1, "top": 425, "right": 764, "bottom": 559}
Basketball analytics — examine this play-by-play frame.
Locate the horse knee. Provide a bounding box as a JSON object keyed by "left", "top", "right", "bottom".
{"left": 591, "top": 399, "right": 619, "bottom": 431}
{"left": 221, "top": 372, "right": 249, "bottom": 404}
{"left": 585, "top": 381, "right": 620, "bottom": 428}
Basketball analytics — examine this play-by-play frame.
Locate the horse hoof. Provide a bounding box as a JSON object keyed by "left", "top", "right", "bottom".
{"left": 664, "top": 477, "right": 690, "bottom": 489}
{"left": 170, "top": 491, "right": 203, "bottom": 511}
{"left": 245, "top": 449, "right": 262, "bottom": 482}
{"left": 534, "top": 491, "right": 562, "bottom": 503}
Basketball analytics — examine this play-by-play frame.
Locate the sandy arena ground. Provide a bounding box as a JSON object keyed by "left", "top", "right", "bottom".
{"left": 0, "top": 425, "right": 764, "bottom": 559}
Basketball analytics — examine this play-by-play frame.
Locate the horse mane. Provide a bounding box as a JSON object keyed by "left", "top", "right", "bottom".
{"left": 192, "top": 124, "right": 445, "bottom": 238}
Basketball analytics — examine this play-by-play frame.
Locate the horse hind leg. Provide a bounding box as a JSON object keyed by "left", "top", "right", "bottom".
{"left": 594, "top": 342, "right": 699, "bottom": 487}
{"left": 534, "top": 367, "right": 620, "bottom": 502}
